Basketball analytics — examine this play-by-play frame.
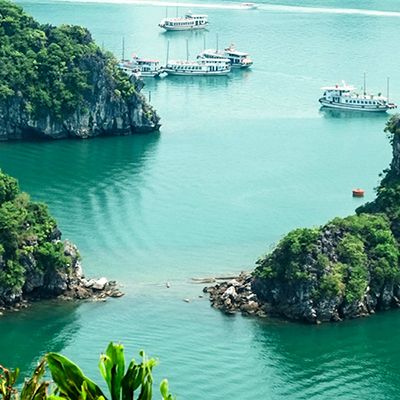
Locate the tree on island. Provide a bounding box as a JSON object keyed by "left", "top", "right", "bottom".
{"left": 0, "top": 0, "right": 159, "bottom": 139}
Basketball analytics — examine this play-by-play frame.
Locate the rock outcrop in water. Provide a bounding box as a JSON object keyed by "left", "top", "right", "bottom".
{"left": 207, "top": 115, "right": 400, "bottom": 323}
{"left": 0, "top": 0, "right": 159, "bottom": 140}
{"left": 0, "top": 170, "right": 122, "bottom": 313}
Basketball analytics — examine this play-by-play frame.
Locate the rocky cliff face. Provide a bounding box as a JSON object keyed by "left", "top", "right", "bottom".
{"left": 388, "top": 116, "right": 400, "bottom": 175}
{"left": 251, "top": 219, "right": 400, "bottom": 323}
{"left": 0, "top": 1, "right": 160, "bottom": 140}
{"left": 0, "top": 69, "right": 160, "bottom": 141}
{"left": 0, "top": 229, "right": 122, "bottom": 311}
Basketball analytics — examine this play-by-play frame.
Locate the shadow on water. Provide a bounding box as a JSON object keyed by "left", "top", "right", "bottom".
{"left": 0, "top": 301, "right": 80, "bottom": 374}
{"left": 319, "top": 107, "right": 390, "bottom": 119}
{"left": 250, "top": 311, "right": 400, "bottom": 399}
{"left": 0, "top": 132, "right": 161, "bottom": 198}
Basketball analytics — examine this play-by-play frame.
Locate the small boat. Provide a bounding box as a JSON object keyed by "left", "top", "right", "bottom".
{"left": 240, "top": 2, "right": 258, "bottom": 9}
{"left": 319, "top": 78, "right": 397, "bottom": 112}
{"left": 118, "top": 55, "right": 164, "bottom": 78}
{"left": 197, "top": 44, "right": 253, "bottom": 69}
{"left": 159, "top": 12, "right": 208, "bottom": 31}
{"left": 164, "top": 58, "right": 231, "bottom": 76}
{"left": 352, "top": 189, "right": 365, "bottom": 197}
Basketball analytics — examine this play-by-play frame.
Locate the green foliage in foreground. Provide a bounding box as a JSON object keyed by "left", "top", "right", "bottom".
{"left": 0, "top": 0, "right": 135, "bottom": 120}
{"left": 0, "top": 170, "right": 70, "bottom": 296}
{"left": 0, "top": 342, "right": 175, "bottom": 400}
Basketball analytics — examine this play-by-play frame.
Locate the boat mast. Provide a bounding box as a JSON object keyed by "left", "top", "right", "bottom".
{"left": 166, "top": 40, "right": 170, "bottom": 66}
{"left": 203, "top": 35, "right": 206, "bottom": 51}
{"left": 363, "top": 72, "right": 366, "bottom": 96}
{"left": 216, "top": 33, "right": 219, "bottom": 52}
{"left": 387, "top": 77, "right": 390, "bottom": 102}
{"left": 165, "top": 7, "right": 168, "bottom": 17}
{"left": 186, "top": 38, "right": 189, "bottom": 62}
{"left": 176, "top": 6, "right": 178, "bottom": 17}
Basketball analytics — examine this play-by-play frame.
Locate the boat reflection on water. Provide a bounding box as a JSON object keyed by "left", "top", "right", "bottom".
{"left": 319, "top": 107, "right": 390, "bottom": 119}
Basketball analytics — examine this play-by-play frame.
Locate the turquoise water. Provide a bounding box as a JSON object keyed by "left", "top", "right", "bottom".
{"left": 1, "top": 0, "right": 400, "bottom": 398}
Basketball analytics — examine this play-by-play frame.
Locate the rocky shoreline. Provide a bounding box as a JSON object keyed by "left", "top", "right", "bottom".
{"left": 0, "top": 278, "right": 124, "bottom": 315}
{"left": 0, "top": 239, "right": 123, "bottom": 316}
{"left": 203, "top": 272, "right": 268, "bottom": 318}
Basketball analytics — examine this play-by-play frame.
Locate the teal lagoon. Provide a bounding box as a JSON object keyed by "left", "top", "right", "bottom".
{"left": 2, "top": 0, "right": 400, "bottom": 398}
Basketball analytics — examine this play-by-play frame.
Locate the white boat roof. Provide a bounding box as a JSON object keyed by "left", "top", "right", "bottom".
{"left": 200, "top": 57, "right": 231, "bottom": 62}
{"left": 185, "top": 13, "right": 208, "bottom": 17}
{"left": 201, "top": 48, "right": 249, "bottom": 57}
{"left": 168, "top": 60, "right": 202, "bottom": 65}
{"left": 164, "top": 17, "right": 194, "bottom": 22}
{"left": 321, "top": 84, "right": 355, "bottom": 91}
{"left": 164, "top": 14, "right": 206, "bottom": 21}
{"left": 225, "top": 49, "right": 248, "bottom": 56}
{"left": 137, "top": 59, "right": 159, "bottom": 63}
{"left": 201, "top": 49, "right": 226, "bottom": 55}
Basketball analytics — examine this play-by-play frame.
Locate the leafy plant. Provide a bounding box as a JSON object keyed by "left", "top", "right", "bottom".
{"left": 0, "top": 343, "right": 175, "bottom": 400}
{"left": 0, "top": 360, "right": 48, "bottom": 400}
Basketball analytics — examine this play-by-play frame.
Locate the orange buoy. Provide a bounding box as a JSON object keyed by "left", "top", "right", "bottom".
{"left": 352, "top": 188, "right": 365, "bottom": 197}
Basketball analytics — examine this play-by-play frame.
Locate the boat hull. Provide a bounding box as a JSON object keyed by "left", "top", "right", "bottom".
{"left": 319, "top": 98, "right": 390, "bottom": 112}
{"left": 164, "top": 69, "right": 230, "bottom": 76}
{"left": 159, "top": 24, "right": 208, "bottom": 31}
{"left": 230, "top": 63, "right": 252, "bottom": 69}
{"left": 240, "top": 5, "right": 258, "bottom": 9}
{"left": 140, "top": 71, "right": 164, "bottom": 77}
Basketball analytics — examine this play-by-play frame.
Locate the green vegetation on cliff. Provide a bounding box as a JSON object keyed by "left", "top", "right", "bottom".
{"left": 0, "top": 0, "right": 134, "bottom": 120}
{"left": 254, "top": 115, "right": 400, "bottom": 321}
{"left": 255, "top": 213, "right": 399, "bottom": 303}
{"left": 0, "top": 170, "right": 73, "bottom": 301}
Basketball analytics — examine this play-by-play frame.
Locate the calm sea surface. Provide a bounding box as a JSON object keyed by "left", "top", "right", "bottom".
{"left": 1, "top": 0, "right": 400, "bottom": 398}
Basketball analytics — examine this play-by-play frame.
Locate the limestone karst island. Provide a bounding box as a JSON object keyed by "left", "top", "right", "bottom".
{"left": 1, "top": 0, "right": 400, "bottom": 398}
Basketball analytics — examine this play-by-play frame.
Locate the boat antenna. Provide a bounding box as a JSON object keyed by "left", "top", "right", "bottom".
{"left": 216, "top": 33, "right": 219, "bottom": 52}
{"left": 166, "top": 40, "right": 170, "bottom": 66}
{"left": 363, "top": 72, "right": 366, "bottom": 96}
{"left": 186, "top": 38, "right": 189, "bottom": 62}
{"left": 203, "top": 35, "right": 206, "bottom": 50}
{"left": 122, "top": 37, "right": 125, "bottom": 61}
{"left": 387, "top": 77, "right": 390, "bottom": 102}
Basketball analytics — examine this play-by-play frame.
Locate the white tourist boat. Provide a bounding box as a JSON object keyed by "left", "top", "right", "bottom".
{"left": 319, "top": 81, "right": 397, "bottom": 112}
{"left": 118, "top": 56, "right": 164, "bottom": 77}
{"left": 197, "top": 44, "right": 253, "bottom": 69}
{"left": 164, "top": 58, "right": 231, "bottom": 76}
{"left": 159, "top": 12, "right": 208, "bottom": 31}
{"left": 240, "top": 2, "right": 258, "bottom": 9}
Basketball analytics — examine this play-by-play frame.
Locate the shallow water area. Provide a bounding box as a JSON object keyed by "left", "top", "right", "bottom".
{"left": 2, "top": 0, "right": 400, "bottom": 398}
